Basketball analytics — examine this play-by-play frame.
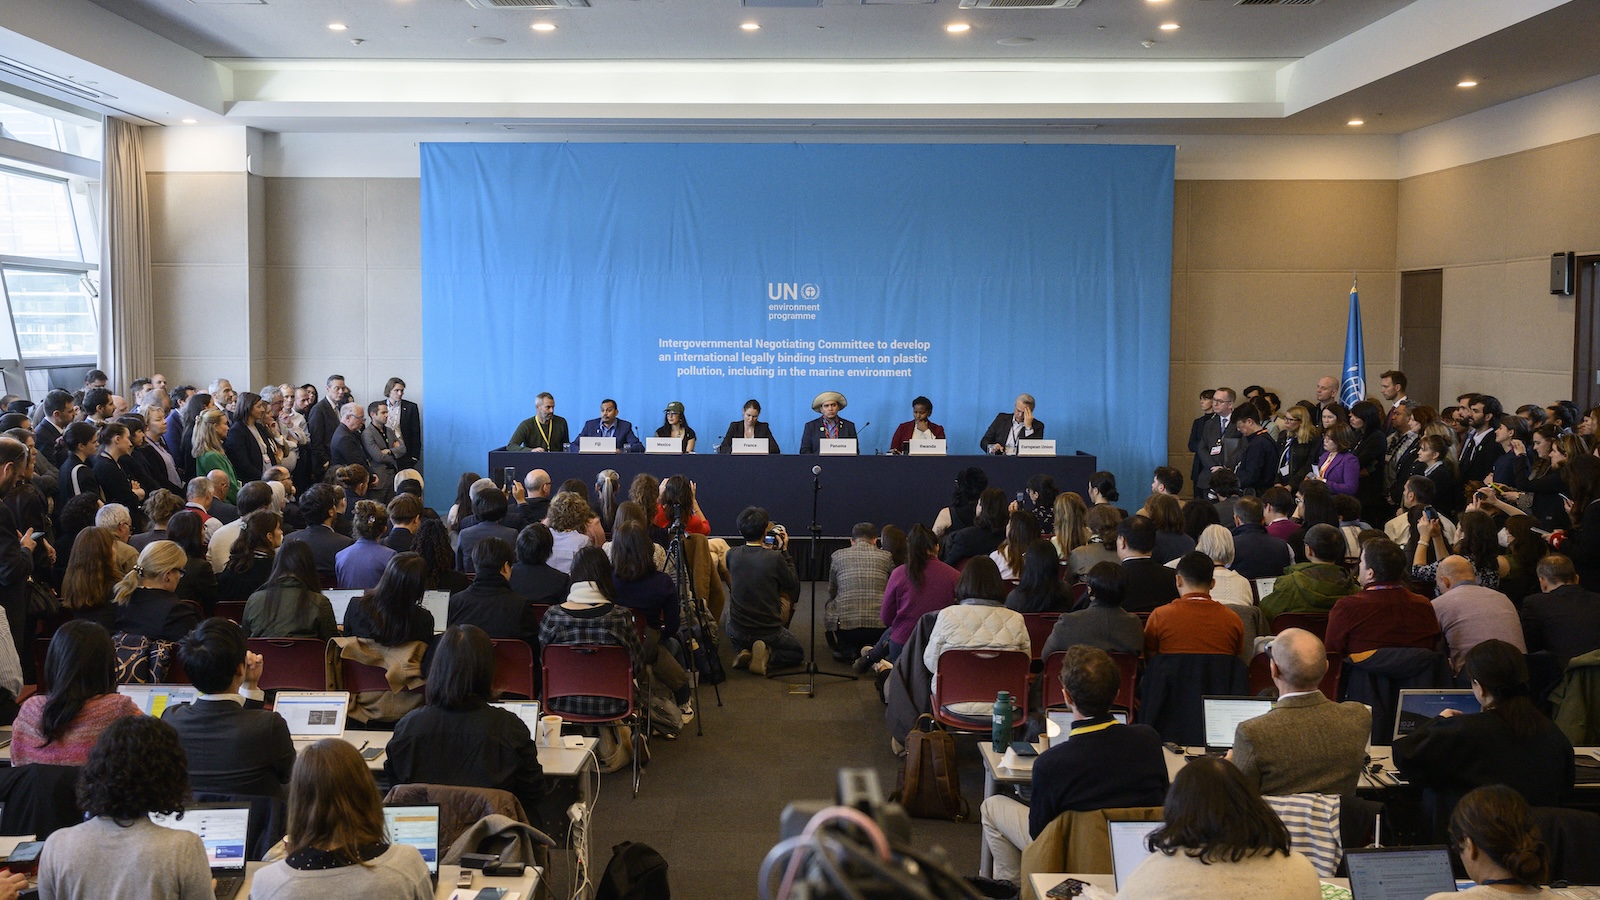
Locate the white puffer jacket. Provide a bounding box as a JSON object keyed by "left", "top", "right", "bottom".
{"left": 923, "top": 600, "right": 1030, "bottom": 676}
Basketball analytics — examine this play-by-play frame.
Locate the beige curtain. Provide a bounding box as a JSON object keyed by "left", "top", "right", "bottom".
{"left": 98, "top": 117, "right": 154, "bottom": 392}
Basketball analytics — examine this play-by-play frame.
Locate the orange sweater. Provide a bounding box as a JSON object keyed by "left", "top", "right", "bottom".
{"left": 1144, "top": 593, "right": 1243, "bottom": 656}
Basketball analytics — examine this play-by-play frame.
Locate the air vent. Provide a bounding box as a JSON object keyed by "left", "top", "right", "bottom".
{"left": 959, "top": 0, "right": 1081, "bottom": 8}
{"left": 1235, "top": 0, "right": 1319, "bottom": 5}
{"left": 0, "top": 58, "right": 108, "bottom": 103}
{"left": 463, "top": 0, "right": 589, "bottom": 8}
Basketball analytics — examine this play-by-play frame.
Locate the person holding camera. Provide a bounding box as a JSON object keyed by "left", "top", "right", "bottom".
{"left": 725, "top": 507, "right": 802, "bottom": 675}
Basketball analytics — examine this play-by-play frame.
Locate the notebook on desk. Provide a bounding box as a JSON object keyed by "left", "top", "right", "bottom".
{"left": 1201, "top": 695, "right": 1275, "bottom": 753}
{"left": 383, "top": 804, "right": 442, "bottom": 883}
{"left": 150, "top": 803, "right": 251, "bottom": 900}
{"left": 274, "top": 690, "right": 349, "bottom": 748}
{"left": 1393, "top": 689, "right": 1481, "bottom": 742}
{"left": 1344, "top": 846, "right": 1457, "bottom": 899}
{"left": 117, "top": 684, "right": 199, "bottom": 717}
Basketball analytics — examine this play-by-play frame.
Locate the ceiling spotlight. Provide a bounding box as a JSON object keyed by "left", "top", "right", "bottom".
{"left": 740, "top": 21, "right": 760, "bottom": 30}
{"left": 1457, "top": 79, "right": 1478, "bottom": 88}
{"left": 1347, "top": 118, "right": 1365, "bottom": 126}
{"left": 946, "top": 22, "right": 971, "bottom": 33}
{"left": 327, "top": 22, "right": 347, "bottom": 31}
{"left": 181, "top": 118, "right": 198, "bottom": 124}
{"left": 531, "top": 22, "right": 556, "bottom": 31}
{"left": 1158, "top": 22, "right": 1179, "bottom": 31}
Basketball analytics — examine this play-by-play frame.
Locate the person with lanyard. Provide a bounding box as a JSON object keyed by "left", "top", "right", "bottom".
{"left": 1429, "top": 784, "right": 1559, "bottom": 898}
{"left": 506, "top": 391, "right": 569, "bottom": 452}
{"left": 798, "top": 390, "right": 858, "bottom": 454}
{"left": 981, "top": 393, "right": 1045, "bottom": 456}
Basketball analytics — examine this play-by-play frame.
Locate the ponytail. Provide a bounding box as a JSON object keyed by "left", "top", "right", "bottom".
{"left": 113, "top": 540, "right": 188, "bottom": 605}
{"left": 111, "top": 567, "right": 141, "bottom": 606}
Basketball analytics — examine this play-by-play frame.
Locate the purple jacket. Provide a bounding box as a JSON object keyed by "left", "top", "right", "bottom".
{"left": 1314, "top": 451, "right": 1360, "bottom": 496}
{"left": 880, "top": 559, "right": 960, "bottom": 645}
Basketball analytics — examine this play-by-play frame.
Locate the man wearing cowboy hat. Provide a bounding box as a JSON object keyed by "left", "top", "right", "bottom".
{"left": 799, "top": 391, "right": 858, "bottom": 454}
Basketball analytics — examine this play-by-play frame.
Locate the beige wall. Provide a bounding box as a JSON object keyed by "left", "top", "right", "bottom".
{"left": 1397, "top": 132, "right": 1600, "bottom": 409}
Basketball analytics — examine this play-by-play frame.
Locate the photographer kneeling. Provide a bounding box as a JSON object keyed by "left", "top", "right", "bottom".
{"left": 726, "top": 507, "right": 802, "bottom": 675}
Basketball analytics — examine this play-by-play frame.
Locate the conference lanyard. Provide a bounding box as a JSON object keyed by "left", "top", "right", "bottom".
{"left": 1070, "top": 720, "right": 1115, "bottom": 737}
{"left": 534, "top": 416, "right": 553, "bottom": 448}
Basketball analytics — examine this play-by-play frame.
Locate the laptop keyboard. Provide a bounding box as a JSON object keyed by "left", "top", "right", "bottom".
{"left": 215, "top": 874, "right": 243, "bottom": 900}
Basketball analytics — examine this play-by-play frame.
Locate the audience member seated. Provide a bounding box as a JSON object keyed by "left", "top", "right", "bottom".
{"left": 181, "top": 475, "right": 223, "bottom": 542}
{"left": 547, "top": 490, "right": 597, "bottom": 575}
{"left": 36, "top": 716, "right": 216, "bottom": 899}
{"left": 166, "top": 509, "right": 217, "bottom": 613}
{"left": 509, "top": 522, "right": 570, "bottom": 605}
{"left": 537, "top": 548, "right": 645, "bottom": 718}
{"left": 1384, "top": 475, "right": 1457, "bottom": 555}
{"left": 13, "top": 621, "right": 138, "bottom": 766}
{"left": 825, "top": 522, "right": 894, "bottom": 660}
{"left": 979, "top": 645, "right": 1169, "bottom": 885}
{"left": 1229, "top": 496, "right": 1294, "bottom": 580}
{"left": 217, "top": 509, "right": 280, "bottom": 602}
{"left": 1431, "top": 555, "right": 1525, "bottom": 675}
{"left": 448, "top": 536, "right": 537, "bottom": 647}
{"left": 243, "top": 541, "right": 338, "bottom": 640}
{"left": 1040, "top": 561, "right": 1144, "bottom": 659}
{"left": 1183, "top": 499, "right": 1221, "bottom": 546}
{"left": 1144, "top": 552, "right": 1244, "bottom": 657}
{"left": 1144, "top": 493, "right": 1196, "bottom": 565}
{"left": 1325, "top": 538, "right": 1441, "bottom": 658}
{"left": 343, "top": 553, "right": 436, "bottom": 647}
{"left": 941, "top": 487, "right": 1007, "bottom": 567}
{"left": 1227, "top": 628, "right": 1371, "bottom": 796}
{"left": 385, "top": 624, "right": 545, "bottom": 813}
{"left": 1393, "top": 639, "right": 1575, "bottom": 823}
{"left": 94, "top": 502, "right": 139, "bottom": 571}
{"left": 384, "top": 492, "right": 424, "bottom": 552}
{"left": 932, "top": 466, "right": 986, "bottom": 538}
{"left": 455, "top": 484, "right": 517, "bottom": 577}
{"left": 1005, "top": 539, "right": 1071, "bottom": 613}
{"left": 163, "top": 617, "right": 294, "bottom": 798}
{"left": 249, "top": 739, "right": 433, "bottom": 899}
{"left": 1260, "top": 487, "right": 1305, "bottom": 549}
{"left": 857, "top": 524, "right": 958, "bottom": 672}
{"left": 610, "top": 520, "right": 693, "bottom": 713}
{"left": 1050, "top": 491, "right": 1090, "bottom": 561}
{"left": 1118, "top": 515, "right": 1180, "bottom": 614}
{"left": 414, "top": 517, "right": 470, "bottom": 593}
{"left": 725, "top": 507, "right": 803, "bottom": 675}
{"left": 1434, "top": 784, "right": 1553, "bottom": 899}
{"left": 335, "top": 499, "right": 397, "bottom": 590}
{"left": 59, "top": 525, "right": 122, "bottom": 631}
{"left": 1520, "top": 554, "right": 1600, "bottom": 668}
{"left": 1257, "top": 524, "right": 1356, "bottom": 625}
{"left": 110, "top": 540, "right": 201, "bottom": 641}
{"left": 281, "top": 483, "right": 353, "bottom": 579}
{"left": 923, "top": 556, "right": 1028, "bottom": 684}
{"left": 1183, "top": 525, "right": 1253, "bottom": 607}
{"left": 1067, "top": 503, "right": 1122, "bottom": 578}
{"left": 205, "top": 480, "right": 273, "bottom": 573}
{"left": 1117, "top": 755, "right": 1319, "bottom": 899}
{"left": 654, "top": 473, "right": 710, "bottom": 537}
{"left": 988, "top": 508, "right": 1039, "bottom": 581}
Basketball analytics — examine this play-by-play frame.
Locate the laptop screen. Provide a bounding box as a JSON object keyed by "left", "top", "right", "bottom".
{"left": 1202, "top": 696, "right": 1275, "bottom": 749}
{"left": 150, "top": 806, "right": 250, "bottom": 871}
{"left": 274, "top": 691, "right": 349, "bottom": 739}
{"left": 1108, "top": 820, "right": 1160, "bottom": 889}
{"left": 490, "top": 700, "right": 542, "bottom": 735}
{"left": 1345, "top": 846, "right": 1457, "bottom": 899}
{"left": 1047, "top": 710, "right": 1127, "bottom": 743}
{"left": 323, "top": 589, "right": 363, "bottom": 626}
{"left": 117, "top": 684, "right": 199, "bottom": 717}
{"left": 1394, "top": 690, "right": 1481, "bottom": 741}
{"left": 384, "top": 805, "right": 441, "bottom": 874}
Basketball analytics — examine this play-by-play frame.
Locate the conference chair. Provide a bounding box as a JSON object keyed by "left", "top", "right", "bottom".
{"left": 248, "top": 638, "right": 331, "bottom": 693}
{"left": 1138, "top": 652, "right": 1248, "bottom": 745}
{"left": 931, "top": 648, "right": 1029, "bottom": 734}
{"left": 336, "top": 651, "right": 427, "bottom": 726}
{"left": 1021, "top": 613, "right": 1061, "bottom": 662}
{"left": 1270, "top": 612, "right": 1329, "bottom": 641}
{"left": 542, "top": 643, "right": 645, "bottom": 796}
{"left": 214, "top": 600, "right": 247, "bottom": 624}
{"left": 490, "top": 639, "right": 537, "bottom": 700}
{"left": 1042, "top": 650, "right": 1138, "bottom": 715}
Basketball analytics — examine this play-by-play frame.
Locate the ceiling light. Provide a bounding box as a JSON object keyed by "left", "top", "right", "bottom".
{"left": 531, "top": 22, "right": 556, "bottom": 31}
{"left": 740, "top": 22, "right": 760, "bottom": 30}
{"left": 327, "top": 22, "right": 347, "bottom": 31}
{"left": 1457, "top": 79, "right": 1478, "bottom": 88}
{"left": 1347, "top": 118, "right": 1364, "bottom": 126}
{"left": 181, "top": 118, "right": 198, "bottom": 124}
{"left": 945, "top": 22, "right": 970, "bottom": 33}
{"left": 1158, "top": 22, "right": 1179, "bottom": 31}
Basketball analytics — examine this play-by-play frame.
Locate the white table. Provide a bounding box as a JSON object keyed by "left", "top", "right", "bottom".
{"left": 1030, "top": 873, "right": 1351, "bottom": 898}
{"left": 237, "top": 861, "right": 540, "bottom": 899}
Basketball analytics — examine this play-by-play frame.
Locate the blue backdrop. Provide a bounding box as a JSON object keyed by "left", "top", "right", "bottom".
{"left": 420, "top": 142, "right": 1173, "bottom": 510}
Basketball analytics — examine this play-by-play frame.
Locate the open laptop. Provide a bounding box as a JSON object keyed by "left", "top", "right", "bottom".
{"left": 421, "top": 590, "right": 451, "bottom": 634}
{"left": 324, "top": 589, "right": 363, "bottom": 626}
{"left": 1394, "top": 689, "right": 1481, "bottom": 741}
{"left": 490, "top": 700, "right": 542, "bottom": 735}
{"left": 1046, "top": 710, "right": 1126, "bottom": 744}
{"left": 117, "top": 684, "right": 199, "bottom": 717}
{"left": 150, "top": 803, "right": 251, "bottom": 899}
{"left": 274, "top": 690, "right": 350, "bottom": 749}
{"left": 1344, "top": 846, "right": 1457, "bottom": 899}
{"left": 1201, "top": 695, "right": 1276, "bottom": 753}
{"left": 1108, "top": 819, "right": 1161, "bottom": 890}
{"left": 383, "top": 804, "right": 442, "bottom": 884}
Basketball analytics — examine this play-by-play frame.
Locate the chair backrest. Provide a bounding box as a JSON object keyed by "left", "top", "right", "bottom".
{"left": 1071, "top": 582, "right": 1089, "bottom": 604}
{"left": 1319, "top": 653, "right": 1342, "bottom": 701}
{"left": 1270, "top": 612, "right": 1329, "bottom": 640}
{"left": 340, "top": 655, "right": 397, "bottom": 694}
{"left": 1022, "top": 613, "right": 1060, "bottom": 661}
{"left": 1248, "top": 651, "right": 1273, "bottom": 697}
{"left": 530, "top": 604, "right": 552, "bottom": 635}
{"left": 490, "top": 639, "right": 537, "bottom": 700}
{"left": 383, "top": 783, "right": 527, "bottom": 854}
{"left": 541, "top": 643, "right": 634, "bottom": 723}
{"left": 214, "top": 601, "right": 247, "bottom": 624}
{"left": 1137, "top": 652, "right": 1249, "bottom": 745}
{"left": 931, "top": 648, "right": 1030, "bottom": 730}
{"left": 249, "top": 638, "right": 330, "bottom": 692}
{"left": 1044, "top": 651, "right": 1138, "bottom": 713}
{"left": 162, "top": 651, "right": 190, "bottom": 685}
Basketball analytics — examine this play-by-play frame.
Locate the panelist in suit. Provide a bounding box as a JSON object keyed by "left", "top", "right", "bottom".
{"left": 1194, "top": 386, "right": 1242, "bottom": 496}
{"left": 1228, "top": 628, "right": 1371, "bottom": 796}
{"left": 980, "top": 393, "right": 1044, "bottom": 455}
{"left": 384, "top": 377, "right": 422, "bottom": 469}
{"left": 572, "top": 399, "right": 644, "bottom": 453}
{"left": 507, "top": 391, "right": 570, "bottom": 452}
{"left": 718, "top": 398, "right": 780, "bottom": 454}
{"left": 162, "top": 617, "right": 296, "bottom": 799}
{"left": 889, "top": 396, "right": 946, "bottom": 454}
{"left": 798, "top": 391, "right": 858, "bottom": 454}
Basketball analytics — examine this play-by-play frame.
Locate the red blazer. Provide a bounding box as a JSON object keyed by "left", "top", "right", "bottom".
{"left": 890, "top": 421, "right": 947, "bottom": 454}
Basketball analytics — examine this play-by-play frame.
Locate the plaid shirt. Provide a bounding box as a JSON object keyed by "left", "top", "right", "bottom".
{"left": 538, "top": 590, "right": 644, "bottom": 720}
{"left": 826, "top": 543, "right": 894, "bottom": 630}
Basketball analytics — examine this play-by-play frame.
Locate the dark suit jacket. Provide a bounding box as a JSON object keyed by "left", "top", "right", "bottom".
{"left": 223, "top": 421, "right": 275, "bottom": 485}
{"left": 329, "top": 423, "right": 365, "bottom": 469}
{"left": 1194, "top": 414, "right": 1242, "bottom": 495}
{"left": 35, "top": 419, "right": 66, "bottom": 468}
{"left": 1521, "top": 584, "right": 1600, "bottom": 667}
{"left": 1188, "top": 412, "right": 1216, "bottom": 483}
{"left": 717, "top": 421, "right": 779, "bottom": 454}
{"left": 280, "top": 523, "right": 354, "bottom": 577}
{"left": 1230, "top": 524, "right": 1295, "bottom": 580}
{"left": 979, "top": 413, "right": 1044, "bottom": 454}
{"left": 1121, "top": 556, "right": 1180, "bottom": 614}
{"left": 163, "top": 697, "right": 296, "bottom": 799}
{"left": 1230, "top": 692, "right": 1372, "bottom": 796}
{"left": 306, "top": 398, "right": 341, "bottom": 478}
{"left": 1234, "top": 431, "right": 1277, "bottom": 494}
{"left": 455, "top": 521, "right": 518, "bottom": 575}
{"left": 91, "top": 454, "right": 144, "bottom": 526}
{"left": 113, "top": 587, "right": 200, "bottom": 641}
{"left": 132, "top": 443, "right": 185, "bottom": 498}
{"left": 798, "top": 416, "right": 858, "bottom": 454}
{"left": 509, "top": 563, "right": 570, "bottom": 606}
{"left": 1458, "top": 429, "right": 1504, "bottom": 487}
{"left": 448, "top": 573, "right": 538, "bottom": 645}
{"left": 395, "top": 398, "right": 422, "bottom": 467}
{"left": 572, "top": 417, "right": 644, "bottom": 453}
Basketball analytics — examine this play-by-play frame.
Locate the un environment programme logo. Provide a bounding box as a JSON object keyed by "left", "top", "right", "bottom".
{"left": 767, "top": 282, "right": 820, "bottom": 301}
{"left": 767, "top": 282, "right": 821, "bottom": 321}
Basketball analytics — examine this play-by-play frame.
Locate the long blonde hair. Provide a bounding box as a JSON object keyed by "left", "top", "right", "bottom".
{"left": 112, "top": 540, "right": 187, "bottom": 605}
{"left": 1053, "top": 492, "right": 1090, "bottom": 555}
{"left": 191, "top": 408, "right": 226, "bottom": 457}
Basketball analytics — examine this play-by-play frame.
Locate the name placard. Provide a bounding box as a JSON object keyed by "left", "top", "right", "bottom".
{"left": 909, "top": 438, "right": 947, "bottom": 456}
{"left": 820, "top": 439, "right": 858, "bottom": 456}
{"left": 732, "top": 438, "right": 768, "bottom": 455}
{"left": 646, "top": 437, "right": 683, "bottom": 455}
{"left": 1017, "top": 439, "right": 1056, "bottom": 457}
{"left": 579, "top": 436, "right": 617, "bottom": 454}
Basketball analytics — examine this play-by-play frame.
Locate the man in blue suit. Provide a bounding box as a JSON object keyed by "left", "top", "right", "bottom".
{"left": 799, "top": 391, "right": 858, "bottom": 454}
{"left": 573, "top": 399, "right": 644, "bottom": 452}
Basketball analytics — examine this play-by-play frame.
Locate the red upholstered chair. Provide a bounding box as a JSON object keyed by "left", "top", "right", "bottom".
{"left": 1248, "top": 651, "right": 1274, "bottom": 696}
{"left": 1270, "top": 612, "right": 1329, "bottom": 641}
{"left": 1044, "top": 650, "right": 1140, "bottom": 715}
{"left": 490, "top": 639, "right": 537, "bottom": 700}
{"left": 214, "top": 601, "right": 246, "bottom": 624}
{"left": 250, "top": 638, "right": 331, "bottom": 693}
{"left": 931, "top": 649, "right": 1029, "bottom": 733}
{"left": 1021, "top": 613, "right": 1061, "bottom": 662}
{"left": 541, "top": 643, "right": 645, "bottom": 795}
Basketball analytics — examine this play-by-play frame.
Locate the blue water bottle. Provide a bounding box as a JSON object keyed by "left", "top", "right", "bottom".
{"left": 992, "top": 691, "right": 1014, "bottom": 753}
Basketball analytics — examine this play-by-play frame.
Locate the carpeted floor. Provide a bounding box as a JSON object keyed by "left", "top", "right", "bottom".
{"left": 567, "top": 583, "right": 990, "bottom": 899}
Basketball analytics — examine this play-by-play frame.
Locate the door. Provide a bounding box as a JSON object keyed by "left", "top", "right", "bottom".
{"left": 1574, "top": 256, "right": 1600, "bottom": 411}
{"left": 1399, "top": 269, "right": 1443, "bottom": 409}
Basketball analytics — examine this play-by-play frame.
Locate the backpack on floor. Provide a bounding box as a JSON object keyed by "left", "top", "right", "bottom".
{"left": 894, "top": 714, "right": 969, "bottom": 822}
{"left": 595, "top": 840, "right": 670, "bottom": 900}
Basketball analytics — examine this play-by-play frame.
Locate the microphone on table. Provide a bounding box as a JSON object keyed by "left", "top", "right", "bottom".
{"left": 813, "top": 465, "right": 822, "bottom": 476}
